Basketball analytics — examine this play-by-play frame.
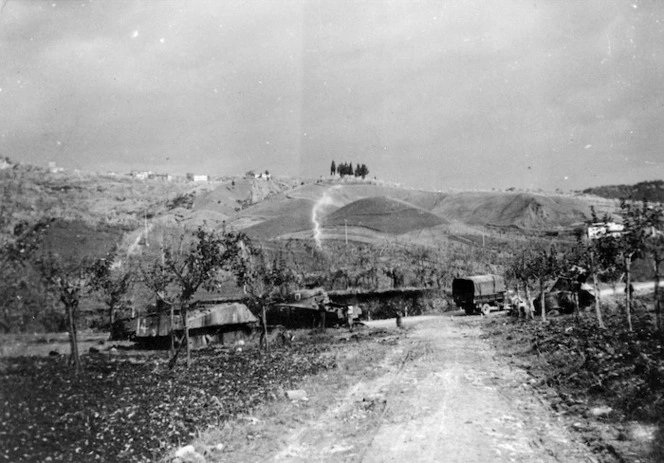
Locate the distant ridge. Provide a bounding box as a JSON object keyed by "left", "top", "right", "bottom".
{"left": 582, "top": 180, "right": 664, "bottom": 203}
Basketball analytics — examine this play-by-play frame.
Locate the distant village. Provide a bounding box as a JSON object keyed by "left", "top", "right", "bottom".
{"left": 122, "top": 169, "right": 271, "bottom": 183}
{"left": 0, "top": 157, "right": 273, "bottom": 183}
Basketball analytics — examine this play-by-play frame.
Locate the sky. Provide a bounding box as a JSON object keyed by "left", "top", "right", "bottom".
{"left": 1, "top": 0, "right": 663, "bottom": 192}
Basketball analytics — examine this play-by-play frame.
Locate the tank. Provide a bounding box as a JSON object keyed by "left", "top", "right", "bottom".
{"left": 134, "top": 302, "right": 258, "bottom": 349}
{"left": 533, "top": 278, "right": 596, "bottom": 315}
{"left": 268, "top": 287, "right": 361, "bottom": 328}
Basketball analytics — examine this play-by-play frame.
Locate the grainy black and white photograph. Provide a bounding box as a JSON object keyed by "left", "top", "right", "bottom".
{"left": 1, "top": 1, "right": 664, "bottom": 462}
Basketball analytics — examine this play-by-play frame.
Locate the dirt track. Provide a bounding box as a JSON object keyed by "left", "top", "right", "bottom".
{"left": 271, "top": 315, "right": 598, "bottom": 462}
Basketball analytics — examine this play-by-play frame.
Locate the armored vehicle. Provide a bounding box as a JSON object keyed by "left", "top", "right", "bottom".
{"left": 134, "top": 302, "right": 258, "bottom": 349}
{"left": 268, "top": 287, "right": 361, "bottom": 328}
{"left": 532, "top": 278, "right": 595, "bottom": 315}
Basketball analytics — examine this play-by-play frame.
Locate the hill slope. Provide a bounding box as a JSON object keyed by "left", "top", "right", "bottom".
{"left": 582, "top": 180, "right": 664, "bottom": 203}
{"left": 432, "top": 192, "right": 592, "bottom": 229}
{"left": 324, "top": 196, "right": 445, "bottom": 235}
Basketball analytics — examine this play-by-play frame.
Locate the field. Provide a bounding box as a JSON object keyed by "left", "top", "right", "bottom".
{"left": 0, "top": 331, "right": 115, "bottom": 358}
{"left": 0, "top": 328, "right": 395, "bottom": 462}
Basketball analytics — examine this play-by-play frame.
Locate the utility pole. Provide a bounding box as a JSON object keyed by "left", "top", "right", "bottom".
{"left": 144, "top": 209, "right": 149, "bottom": 247}
{"left": 345, "top": 220, "right": 348, "bottom": 246}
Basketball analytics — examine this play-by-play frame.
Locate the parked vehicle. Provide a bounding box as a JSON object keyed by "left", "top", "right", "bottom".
{"left": 269, "top": 287, "right": 361, "bottom": 328}
{"left": 532, "top": 278, "right": 595, "bottom": 315}
{"left": 452, "top": 274, "right": 507, "bottom": 315}
{"left": 133, "top": 302, "right": 258, "bottom": 349}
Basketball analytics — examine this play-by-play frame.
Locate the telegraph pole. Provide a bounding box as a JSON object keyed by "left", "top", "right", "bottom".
{"left": 345, "top": 220, "right": 348, "bottom": 246}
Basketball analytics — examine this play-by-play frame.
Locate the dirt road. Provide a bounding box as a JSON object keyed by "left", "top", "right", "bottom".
{"left": 599, "top": 281, "right": 656, "bottom": 297}
{"left": 271, "top": 315, "right": 598, "bottom": 462}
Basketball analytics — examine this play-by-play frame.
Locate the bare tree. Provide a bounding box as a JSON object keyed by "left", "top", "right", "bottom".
{"left": 141, "top": 227, "right": 241, "bottom": 368}
{"left": 505, "top": 243, "right": 536, "bottom": 318}
{"left": 639, "top": 202, "right": 664, "bottom": 333}
{"left": 35, "top": 254, "right": 91, "bottom": 374}
{"left": 617, "top": 200, "right": 651, "bottom": 331}
{"left": 226, "top": 239, "right": 297, "bottom": 353}
{"left": 89, "top": 250, "right": 133, "bottom": 334}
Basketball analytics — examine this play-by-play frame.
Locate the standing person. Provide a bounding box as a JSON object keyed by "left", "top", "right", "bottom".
{"left": 258, "top": 313, "right": 267, "bottom": 350}
{"left": 625, "top": 283, "right": 634, "bottom": 298}
{"left": 317, "top": 300, "right": 327, "bottom": 331}
{"left": 346, "top": 305, "right": 354, "bottom": 331}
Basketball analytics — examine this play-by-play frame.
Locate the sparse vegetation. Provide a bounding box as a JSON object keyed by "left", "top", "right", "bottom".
{"left": 481, "top": 298, "right": 664, "bottom": 461}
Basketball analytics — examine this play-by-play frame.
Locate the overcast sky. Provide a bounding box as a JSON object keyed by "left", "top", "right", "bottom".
{"left": 1, "top": 0, "right": 663, "bottom": 191}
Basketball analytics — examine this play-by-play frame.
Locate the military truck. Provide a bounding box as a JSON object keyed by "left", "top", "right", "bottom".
{"left": 452, "top": 274, "right": 507, "bottom": 315}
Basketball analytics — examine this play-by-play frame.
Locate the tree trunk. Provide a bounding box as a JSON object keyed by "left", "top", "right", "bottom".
{"left": 573, "top": 290, "right": 580, "bottom": 321}
{"left": 524, "top": 283, "right": 534, "bottom": 320}
{"left": 262, "top": 304, "right": 269, "bottom": 354}
{"left": 592, "top": 270, "right": 605, "bottom": 329}
{"left": 66, "top": 301, "right": 81, "bottom": 374}
{"left": 182, "top": 303, "right": 191, "bottom": 368}
{"left": 653, "top": 255, "right": 661, "bottom": 334}
{"left": 540, "top": 280, "right": 546, "bottom": 322}
{"left": 625, "top": 256, "right": 633, "bottom": 332}
{"left": 170, "top": 303, "right": 175, "bottom": 356}
{"left": 109, "top": 304, "right": 115, "bottom": 332}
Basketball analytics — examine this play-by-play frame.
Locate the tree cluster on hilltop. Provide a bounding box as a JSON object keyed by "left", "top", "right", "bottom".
{"left": 582, "top": 180, "right": 664, "bottom": 203}
{"left": 330, "top": 160, "right": 369, "bottom": 179}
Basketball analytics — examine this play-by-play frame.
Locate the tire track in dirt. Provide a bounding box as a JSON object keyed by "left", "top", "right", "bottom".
{"left": 270, "top": 316, "right": 600, "bottom": 462}
{"left": 360, "top": 316, "right": 598, "bottom": 462}
{"left": 272, "top": 335, "right": 413, "bottom": 462}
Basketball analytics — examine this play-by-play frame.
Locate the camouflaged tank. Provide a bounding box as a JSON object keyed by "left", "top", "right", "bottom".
{"left": 133, "top": 302, "right": 258, "bottom": 349}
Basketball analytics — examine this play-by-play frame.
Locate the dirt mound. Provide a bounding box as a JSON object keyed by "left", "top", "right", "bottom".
{"left": 324, "top": 196, "right": 444, "bottom": 235}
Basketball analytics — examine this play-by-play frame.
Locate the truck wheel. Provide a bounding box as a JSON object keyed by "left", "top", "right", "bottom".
{"left": 464, "top": 306, "right": 475, "bottom": 315}
{"left": 481, "top": 304, "right": 492, "bottom": 316}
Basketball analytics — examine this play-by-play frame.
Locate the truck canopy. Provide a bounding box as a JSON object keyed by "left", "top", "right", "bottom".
{"left": 452, "top": 275, "right": 506, "bottom": 298}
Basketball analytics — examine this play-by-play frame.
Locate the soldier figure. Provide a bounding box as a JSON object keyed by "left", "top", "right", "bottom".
{"left": 346, "top": 305, "right": 354, "bottom": 331}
